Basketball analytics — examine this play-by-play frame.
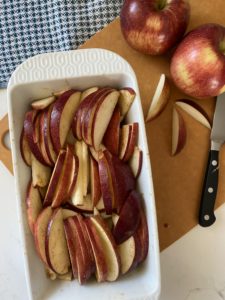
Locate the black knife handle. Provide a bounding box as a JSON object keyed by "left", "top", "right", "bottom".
{"left": 199, "top": 150, "right": 219, "bottom": 227}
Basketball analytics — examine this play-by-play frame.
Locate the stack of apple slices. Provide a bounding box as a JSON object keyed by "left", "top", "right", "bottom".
{"left": 20, "top": 86, "right": 148, "bottom": 284}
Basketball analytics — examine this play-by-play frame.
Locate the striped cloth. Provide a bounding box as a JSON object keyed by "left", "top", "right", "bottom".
{"left": 0, "top": 0, "right": 123, "bottom": 88}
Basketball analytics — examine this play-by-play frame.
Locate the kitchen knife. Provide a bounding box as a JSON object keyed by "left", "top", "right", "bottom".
{"left": 199, "top": 93, "right": 225, "bottom": 227}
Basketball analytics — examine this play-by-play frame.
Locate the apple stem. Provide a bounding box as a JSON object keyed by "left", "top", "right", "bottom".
{"left": 157, "top": 0, "right": 167, "bottom": 10}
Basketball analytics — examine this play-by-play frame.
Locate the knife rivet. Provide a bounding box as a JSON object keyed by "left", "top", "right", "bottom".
{"left": 204, "top": 214, "right": 210, "bottom": 221}
{"left": 208, "top": 187, "right": 213, "bottom": 193}
{"left": 212, "top": 160, "right": 217, "bottom": 166}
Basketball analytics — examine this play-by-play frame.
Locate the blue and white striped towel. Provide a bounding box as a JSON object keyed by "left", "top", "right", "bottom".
{"left": 0, "top": 0, "right": 123, "bottom": 88}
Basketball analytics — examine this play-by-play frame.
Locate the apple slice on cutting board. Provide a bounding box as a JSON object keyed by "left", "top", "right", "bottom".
{"left": 175, "top": 99, "right": 211, "bottom": 129}
{"left": 50, "top": 89, "right": 81, "bottom": 153}
{"left": 146, "top": 74, "right": 170, "bottom": 122}
{"left": 26, "top": 181, "right": 43, "bottom": 234}
{"left": 31, "top": 95, "right": 56, "bottom": 110}
{"left": 172, "top": 108, "right": 187, "bottom": 156}
{"left": 118, "top": 88, "right": 136, "bottom": 121}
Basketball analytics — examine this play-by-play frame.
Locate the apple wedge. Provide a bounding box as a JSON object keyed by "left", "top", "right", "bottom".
{"left": 31, "top": 154, "right": 52, "bottom": 187}
{"left": 83, "top": 218, "right": 108, "bottom": 282}
{"left": 118, "top": 88, "right": 136, "bottom": 121}
{"left": 129, "top": 146, "right": 143, "bottom": 178}
{"left": 66, "top": 128, "right": 76, "bottom": 145}
{"left": 90, "top": 156, "right": 101, "bottom": 206}
{"left": 89, "top": 144, "right": 105, "bottom": 162}
{"left": 45, "top": 268, "right": 73, "bottom": 281}
{"left": 24, "top": 110, "right": 48, "bottom": 165}
{"left": 172, "top": 108, "right": 187, "bottom": 156}
{"left": 50, "top": 89, "right": 81, "bottom": 153}
{"left": 103, "top": 105, "right": 121, "bottom": 155}
{"left": 122, "top": 123, "right": 139, "bottom": 162}
{"left": 39, "top": 111, "right": 54, "bottom": 166}
{"left": 112, "top": 214, "right": 141, "bottom": 274}
{"left": 90, "top": 215, "right": 120, "bottom": 281}
{"left": 113, "top": 190, "right": 142, "bottom": 244}
{"left": 80, "top": 87, "right": 99, "bottom": 101}
{"left": 26, "top": 181, "right": 43, "bottom": 234}
{"left": 34, "top": 206, "right": 53, "bottom": 264}
{"left": 119, "top": 124, "right": 131, "bottom": 160}
{"left": 20, "top": 128, "right": 31, "bottom": 166}
{"left": 175, "top": 99, "right": 211, "bottom": 129}
{"left": 81, "top": 141, "right": 89, "bottom": 197}
{"left": 31, "top": 95, "right": 56, "bottom": 110}
{"left": 38, "top": 186, "right": 47, "bottom": 200}
{"left": 43, "top": 105, "right": 57, "bottom": 164}
{"left": 146, "top": 74, "right": 170, "bottom": 122}
{"left": 45, "top": 208, "right": 71, "bottom": 275}
{"left": 91, "top": 90, "right": 119, "bottom": 150}
{"left": 43, "top": 150, "right": 66, "bottom": 206}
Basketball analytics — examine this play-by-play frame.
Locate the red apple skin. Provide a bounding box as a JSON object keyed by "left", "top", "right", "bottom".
{"left": 20, "top": 128, "right": 31, "bottom": 166}
{"left": 171, "top": 23, "right": 225, "bottom": 98}
{"left": 103, "top": 105, "right": 121, "bottom": 156}
{"left": 120, "top": 0, "right": 190, "bottom": 55}
{"left": 90, "top": 156, "right": 102, "bottom": 207}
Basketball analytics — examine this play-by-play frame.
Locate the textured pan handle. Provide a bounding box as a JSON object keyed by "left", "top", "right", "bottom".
{"left": 0, "top": 114, "right": 13, "bottom": 174}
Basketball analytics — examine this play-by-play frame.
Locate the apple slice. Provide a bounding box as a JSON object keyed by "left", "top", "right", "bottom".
{"left": 38, "top": 186, "right": 47, "bottom": 200}
{"left": 103, "top": 105, "right": 121, "bottom": 155}
{"left": 113, "top": 190, "right": 142, "bottom": 244}
{"left": 26, "top": 181, "right": 43, "bottom": 234}
{"left": 91, "top": 90, "right": 119, "bottom": 150}
{"left": 83, "top": 218, "right": 108, "bottom": 282}
{"left": 34, "top": 206, "right": 53, "bottom": 264}
{"left": 122, "top": 123, "right": 139, "bottom": 162}
{"left": 51, "top": 146, "right": 76, "bottom": 208}
{"left": 95, "top": 197, "right": 105, "bottom": 211}
{"left": 81, "top": 141, "right": 89, "bottom": 197}
{"left": 31, "top": 154, "right": 52, "bottom": 187}
{"left": 50, "top": 90, "right": 81, "bottom": 153}
{"left": 89, "top": 144, "right": 105, "bottom": 162}
{"left": 53, "top": 89, "right": 70, "bottom": 98}
{"left": 45, "top": 268, "right": 73, "bottom": 281}
{"left": 119, "top": 124, "right": 131, "bottom": 160}
{"left": 20, "top": 128, "right": 31, "bottom": 166}
{"left": 129, "top": 146, "right": 143, "bottom": 178}
{"left": 90, "top": 215, "right": 120, "bottom": 281}
{"left": 146, "top": 74, "right": 170, "bottom": 122}
{"left": 31, "top": 95, "right": 56, "bottom": 110}
{"left": 175, "top": 99, "right": 211, "bottom": 129}
{"left": 39, "top": 111, "right": 54, "bottom": 166}
{"left": 24, "top": 110, "right": 48, "bottom": 165}
{"left": 66, "top": 128, "right": 76, "bottom": 144}
{"left": 172, "top": 108, "right": 187, "bottom": 156}
{"left": 45, "top": 208, "right": 71, "bottom": 275}
{"left": 118, "top": 88, "right": 136, "bottom": 121}
{"left": 112, "top": 214, "right": 141, "bottom": 274}
{"left": 43, "top": 150, "right": 66, "bottom": 206}
{"left": 43, "top": 105, "right": 57, "bottom": 164}
{"left": 90, "top": 156, "right": 101, "bottom": 206}
{"left": 80, "top": 87, "right": 99, "bottom": 101}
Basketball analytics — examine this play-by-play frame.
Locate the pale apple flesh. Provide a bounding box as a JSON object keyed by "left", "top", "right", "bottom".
{"left": 129, "top": 146, "right": 143, "bottom": 178}
{"left": 31, "top": 154, "right": 52, "bottom": 188}
{"left": 31, "top": 95, "right": 56, "bottom": 110}
{"left": 171, "top": 23, "right": 225, "bottom": 98}
{"left": 118, "top": 88, "right": 136, "bottom": 121}
{"left": 172, "top": 108, "right": 187, "bottom": 156}
{"left": 120, "top": 0, "right": 190, "bottom": 55}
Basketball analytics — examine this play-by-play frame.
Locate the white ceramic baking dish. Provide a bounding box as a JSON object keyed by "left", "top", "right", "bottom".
{"left": 7, "top": 48, "right": 160, "bottom": 300}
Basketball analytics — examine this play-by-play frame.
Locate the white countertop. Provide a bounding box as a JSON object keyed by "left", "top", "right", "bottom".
{"left": 1, "top": 88, "right": 225, "bottom": 300}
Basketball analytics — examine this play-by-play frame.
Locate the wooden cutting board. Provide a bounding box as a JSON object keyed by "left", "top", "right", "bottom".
{"left": 1, "top": 0, "right": 225, "bottom": 251}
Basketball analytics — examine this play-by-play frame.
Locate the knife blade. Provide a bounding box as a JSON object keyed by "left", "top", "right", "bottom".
{"left": 199, "top": 92, "right": 225, "bottom": 227}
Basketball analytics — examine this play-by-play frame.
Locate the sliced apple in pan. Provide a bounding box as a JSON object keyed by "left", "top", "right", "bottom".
{"left": 91, "top": 90, "right": 120, "bottom": 150}
{"left": 80, "top": 87, "right": 99, "bottom": 101}
{"left": 83, "top": 218, "right": 108, "bottom": 282}
{"left": 113, "top": 190, "right": 142, "bottom": 244}
{"left": 45, "top": 268, "right": 73, "bottom": 281}
{"left": 95, "top": 197, "right": 105, "bottom": 211}
{"left": 118, "top": 88, "right": 136, "bottom": 121}
{"left": 34, "top": 206, "right": 53, "bottom": 265}
{"left": 103, "top": 105, "right": 121, "bottom": 155}
{"left": 26, "top": 181, "right": 43, "bottom": 234}
{"left": 38, "top": 186, "right": 48, "bottom": 200}
{"left": 129, "top": 146, "right": 143, "bottom": 178}
{"left": 50, "top": 89, "right": 81, "bottom": 153}
{"left": 82, "top": 88, "right": 113, "bottom": 145}
{"left": 175, "top": 99, "right": 211, "bottom": 129}
{"left": 81, "top": 141, "right": 89, "bottom": 197}
{"left": 43, "top": 150, "right": 66, "bottom": 206}
{"left": 90, "top": 215, "right": 120, "bottom": 281}
{"left": 90, "top": 156, "right": 101, "bottom": 207}
{"left": 172, "top": 108, "right": 187, "bottom": 156}
{"left": 122, "top": 123, "right": 139, "bottom": 162}
{"left": 20, "top": 128, "right": 31, "bottom": 166}
{"left": 66, "top": 128, "right": 77, "bottom": 145}
{"left": 89, "top": 144, "right": 105, "bottom": 162}
{"left": 42, "top": 104, "right": 57, "bottom": 164}
{"left": 146, "top": 74, "right": 170, "bottom": 122}
{"left": 119, "top": 124, "right": 131, "bottom": 160}
{"left": 45, "top": 208, "right": 71, "bottom": 275}
{"left": 31, "top": 95, "right": 56, "bottom": 110}
{"left": 31, "top": 154, "right": 52, "bottom": 188}
{"left": 24, "top": 110, "right": 48, "bottom": 165}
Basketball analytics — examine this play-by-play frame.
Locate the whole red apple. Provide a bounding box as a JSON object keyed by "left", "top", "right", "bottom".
{"left": 120, "top": 0, "right": 190, "bottom": 55}
{"left": 170, "top": 23, "right": 225, "bottom": 99}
